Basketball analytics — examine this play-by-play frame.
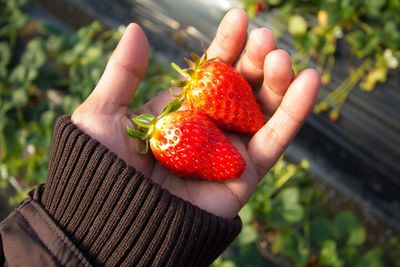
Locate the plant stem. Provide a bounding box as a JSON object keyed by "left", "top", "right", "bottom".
{"left": 269, "top": 166, "right": 297, "bottom": 198}
{"left": 316, "top": 59, "right": 371, "bottom": 113}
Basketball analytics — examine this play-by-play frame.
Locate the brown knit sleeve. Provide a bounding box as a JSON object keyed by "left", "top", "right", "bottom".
{"left": 40, "top": 116, "right": 242, "bottom": 267}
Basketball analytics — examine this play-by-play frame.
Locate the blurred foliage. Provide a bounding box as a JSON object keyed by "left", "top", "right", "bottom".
{"left": 213, "top": 158, "right": 400, "bottom": 267}
{"left": 0, "top": 0, "right": 173, "bottom": 204}
{"left": 243, "top": 0, "right": 400, "bottom": 120}
{"left": 1, "top": 1, "right": 399, "bottom": 266}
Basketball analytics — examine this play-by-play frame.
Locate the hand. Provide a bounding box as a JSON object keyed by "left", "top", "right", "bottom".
{"left": 71, "top": 8, "right": 320, "bottom": 219}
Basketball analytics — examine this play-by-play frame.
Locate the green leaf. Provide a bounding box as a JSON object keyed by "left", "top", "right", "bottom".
{"left": 0, "top": 42, "right": 11, "bottom": 77}
{"left": 347, "top": 226, "right": 366, "bottom": 247}
{"left": 185, "top": 68, "right": 195, "bottom": 76}
{"left": 279, "top": 186, "right": 300, "bottom": 205}
{"left": 40, "top": 110, "right": 55, "bottom": 127}
{"left": 76, "top": 21, "right": 103, "bottom": 41}
{"left": 320, "top": 240, "right": 342, "bottom": 267}
{"left": 310, "top": 217, "right": 338, "bottom": 248}
{"left": 191, "top": 52, "right": 200, "bottom": 65}
{"left": 358, "top": 249, "right": 384, "bottom": 267}
{"left": 171, "top": 80, "right": 187, "bottom": 87}
{"left": 239, "top": 204, "right": 253, "bottom": 225}
{"left": 383, "top": 21, "right": 400, "bottom": 49}
{"left": 297, "top": 239, "right": 311, "bottom": 266}
{"left": 10, "top": 65, "right": 27, "bottom": 84}
{"left": 62, "top": 95, "right": 81, "bottom": 114}
{"left": 211, "top": 257, "right": 223, "bottom": 267}
{"left": 268, "top": 0, "right": 282, "bottom": 6}
{"left": 365, "top": 0, "right": 386, "bottom": 16}
{"left": 161, "top": 99, "right": 183, "bottom": 115}
{"left": 237, "top": 225, "right": 258, "bottom": 245}
{"left": 220, "top": 260, "right": 236, "bottom": 267}
{"left": 341, "top": 247, "right": 359, "bottom": 267}
{"left": 11, "top": 87, "right": 28, "bottom": 107}
{"left": 282, "top": 203, "right": 304, "bottom": 223}
{"left": 126, "top": 126, "right": 146, "bottom": 139}
{"left": 334, "top": 211, "right": 366, "bottom": 247}
{"left": 26, "top": 68, "right": 38, "bottom": 82}
{"left": 22, "top": 38, "right": 46, "bottom": 68}
{"left": 133, "top": 114, "right": 155, "bottom": 127}
{"left": 81, "top": 45, "right": 102, "bottom": 65}
{"left": 271, "top": 230, "right": 284, "bottom": 254}
{"left": 272, "top": 229, "right": 310, "bottom": 265}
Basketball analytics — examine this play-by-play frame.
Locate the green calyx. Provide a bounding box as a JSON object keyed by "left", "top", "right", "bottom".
{"left": 126, "top": 98, "right": 183, "bottom": 154}
{"left": 170, "top": 49, "right": 217, "bottom": 99}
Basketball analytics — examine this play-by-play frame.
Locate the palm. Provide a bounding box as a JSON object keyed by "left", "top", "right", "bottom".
{"left": 72, "top": 9, "right": 320, "bottom": 219}
{"left": 134, "top": 90, "right": 259, "bottom": 218}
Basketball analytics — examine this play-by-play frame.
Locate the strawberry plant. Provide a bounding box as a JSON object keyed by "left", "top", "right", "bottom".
{"left": 243, "top": 0, "right": 400, "bottom": 120}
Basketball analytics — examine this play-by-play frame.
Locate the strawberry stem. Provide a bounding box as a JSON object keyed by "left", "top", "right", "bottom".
{"left": 171, "top": 62, "right": 190, "bottom": 79}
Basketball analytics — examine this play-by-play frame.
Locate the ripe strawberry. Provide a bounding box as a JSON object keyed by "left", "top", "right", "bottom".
{"left": 255, "top": 1, "right": 267, "bottom": 13}
{"left": 126, "top": 100, "right": 246, "bottom": 181}
{"left": 172, "top": 52, "right": 266, "bottom": 134}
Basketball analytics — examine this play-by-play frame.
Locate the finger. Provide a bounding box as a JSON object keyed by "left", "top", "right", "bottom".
{"left": 92, "top": 23, "right": 149, "bottom": 110}
{"left": 257, "top": 49, "right": 294, "bottom": 116}
{"left": 249, "top": 69, "right": 320, "bottom": 175}
{"left": 206, "top": 8, "right": 248, "bottom": 64}
{"left": 235, "top": 28, "right": 276, "bottom": 89}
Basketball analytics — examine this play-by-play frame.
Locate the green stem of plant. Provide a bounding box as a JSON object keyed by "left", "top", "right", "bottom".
{"left": 269, "top": 166, "right": 297, "bottom": 198}
{"left": 322, "top": 35, "right": 337, "bottom": 77}
{"left": 171, "top": 62, "right": 190, "bottom": 79}
{"left": 322, "top": 59, "right": 371, "bottom": 109}
{"left": 354, "top": 17, "right": 374, "bottom": 34}
{"left": 334, "top": 59, "right": 371, "bottom": 109}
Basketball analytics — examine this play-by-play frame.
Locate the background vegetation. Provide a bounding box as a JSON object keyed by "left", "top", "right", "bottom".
{"left": 0, "top": 0, "right": 399, "bottom": 266}
{"left": 0, "top": 0, "right": 174, "bottom": 204}
{"left": 243, "top": 0, "right": 399, "bottom": 120}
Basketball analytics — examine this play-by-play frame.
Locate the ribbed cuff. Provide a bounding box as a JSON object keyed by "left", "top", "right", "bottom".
{"left": 41, "top": 116, "right": 241, "bottom": 267}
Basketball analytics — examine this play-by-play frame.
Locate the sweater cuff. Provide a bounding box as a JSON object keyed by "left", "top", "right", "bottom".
{"left": 40, "top": 115, "right": 241, "bottom": 267}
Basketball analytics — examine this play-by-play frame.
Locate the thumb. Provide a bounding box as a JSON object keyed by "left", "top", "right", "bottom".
{"left": 92, "top": 23, "right": 149, "bottom": 110}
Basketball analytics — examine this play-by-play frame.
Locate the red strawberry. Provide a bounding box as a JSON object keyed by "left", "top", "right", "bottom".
{"left": 172, "top": 52, "right": 266, "bottom": 134}
{"left": 126, "top": 100, "right": 246, "bottom": 181}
